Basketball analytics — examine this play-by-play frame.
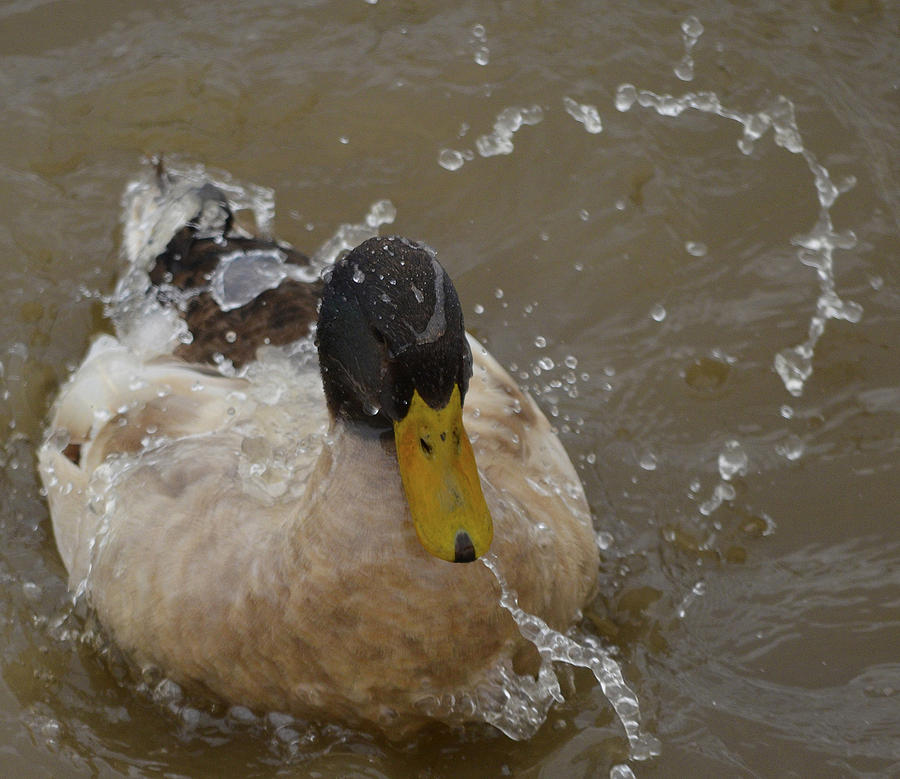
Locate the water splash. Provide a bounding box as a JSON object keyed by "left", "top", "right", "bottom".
{"left": 440, "top": 105, "right": 543, "bottom": 170}
{"left": 470, "top": 23, "right": 490, "bottom": 66}
{"left": 476, "top": 105, "right": 544, "bottom": 157}
{"left": 616, "top": 55, "right": 862, "bottom": 397}
{"left": 481, "top": 553, "right": 661, "bottom": 761}
{"left": 111, "top": 160, "right": 397, "bottom": 363}
{"left": 674, "top": 16, "right": 704, "bottom": 81}
{"left": 563, "top": 97, "right": 603, "bottom": 134}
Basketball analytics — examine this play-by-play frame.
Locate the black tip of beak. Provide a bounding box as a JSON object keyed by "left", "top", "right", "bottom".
{"left": 454, "top": 531, "right": 476, "bottom": 563}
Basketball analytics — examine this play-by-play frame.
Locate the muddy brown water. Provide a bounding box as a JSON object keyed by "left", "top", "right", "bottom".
{"left": 1, "top": 1, "right": 898, "bottom": 776}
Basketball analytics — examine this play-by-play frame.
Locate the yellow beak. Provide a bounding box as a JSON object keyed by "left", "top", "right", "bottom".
{"left": 393, "top": 385, "right": 493, "bottom": 562}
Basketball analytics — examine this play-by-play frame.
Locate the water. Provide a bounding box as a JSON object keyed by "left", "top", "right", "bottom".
{"left": 1, "top": 0, "right": 899, "bottom": 776}
{"left": 481, "top": 554, "right": 661, "bottom": 761}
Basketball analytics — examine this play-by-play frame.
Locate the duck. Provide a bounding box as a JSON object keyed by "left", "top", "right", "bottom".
{"left": 37, "top": 163, "right": 599, "bottom": 737}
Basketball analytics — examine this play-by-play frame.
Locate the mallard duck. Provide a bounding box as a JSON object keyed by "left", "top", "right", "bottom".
{"left": 37, "top": 165, "right": 599, "bottom": 736}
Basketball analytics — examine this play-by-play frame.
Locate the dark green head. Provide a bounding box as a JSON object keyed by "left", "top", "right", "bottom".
{"left": 315, "top": 236, "right": 472, "bottom": 428}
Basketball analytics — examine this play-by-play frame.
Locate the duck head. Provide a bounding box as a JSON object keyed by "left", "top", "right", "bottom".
{"left": 316, "top": 237, "right": 493, "bottom": 563}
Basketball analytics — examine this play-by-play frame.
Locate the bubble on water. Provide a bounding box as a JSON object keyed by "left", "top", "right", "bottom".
{"left": 474, "top": 46, "right": 490, "bottom": 66}
{"left": 563, "top": 97, "right": 603, "bottom": 133}
{"left": 473, "top": 303, "right": 484, "bottom": 314}
{"left": 610, "top": 765, "right": 636, "bottom": 779}
{"left": 780, "top": 404, "right": 794, "bottom": 419}
{"left": 534, "top": 335, "right": 547, "bottom": 348}
{"left": 650, "top": 303, "right": 666, "bottom": 322}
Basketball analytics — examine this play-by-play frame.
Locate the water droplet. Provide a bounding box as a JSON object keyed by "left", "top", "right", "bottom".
{"left": 473, "top": 303, "right": 484, "bottom": 315}
{"left": 596, "top": 531, "right": 613, "bottom": 550}
{"left": 494, "top": 288, "right": 504, "bottom": 299}
{"left": 639, "top": 452, "right": 657, "bottom": 471}
{"left": 615, "top": 84, "right": 637, "bottom": 112}
{"left": 682, "top": 16, "right": 704, "bottom": 38}
{"left": 776, "top": 433, "right": 805, "bottom": 461}
{"left": 685, "top": 240, "right": 707, "bottom": 257}
{"left": 718, "top": 439, "right": 748, "bottom": 481}
{"left": 352, "top": 268, "right": 365, "bottom": 284}
{"left": 650, "top": 303, "right": 666, "bottom": 322}
{"left": 438, "top": 148, "right": 466, "bottom": 171}
{"left": 564, "top": 355, "right": 578, "bottom": 369}
{"left": 563, "top": 97, "right": 603, "bottom": 133}
{"left": 534, "top": 335, "right": 547, "bottom": 348}
{"left": 224, "top": 330, "right": 237, "bottom": 344}
{"left": 674, "top": 57, "right": 694, "bottom": 82}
